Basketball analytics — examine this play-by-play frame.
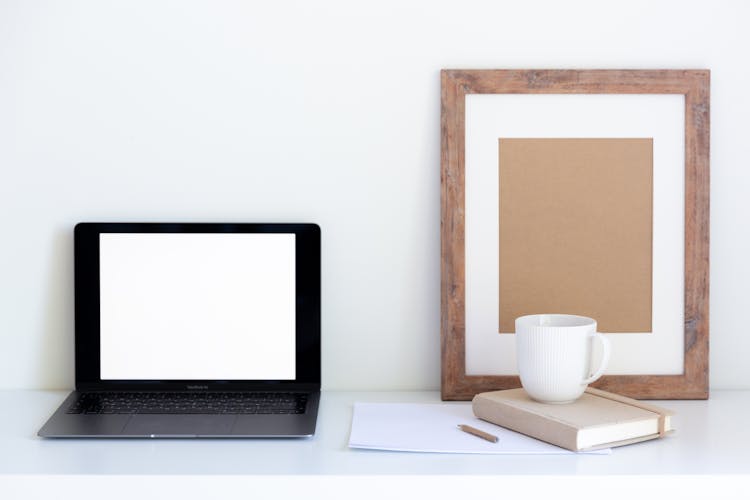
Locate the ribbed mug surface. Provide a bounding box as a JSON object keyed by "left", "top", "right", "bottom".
{"left": 516, "top": 314, "right": 607, "bottom": 404}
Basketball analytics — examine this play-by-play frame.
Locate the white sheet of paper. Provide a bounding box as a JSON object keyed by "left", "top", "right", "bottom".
{"left": 348, "top": 402, "right": 610, "bottom": 455}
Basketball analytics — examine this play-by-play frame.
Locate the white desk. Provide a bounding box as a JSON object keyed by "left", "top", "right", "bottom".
{"left": 1, "top": 390, "right": 749, "bottom": 498}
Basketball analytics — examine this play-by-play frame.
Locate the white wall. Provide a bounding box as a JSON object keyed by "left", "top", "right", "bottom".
{"left": 1, "top": 0, "right": 748, "bottom": 391}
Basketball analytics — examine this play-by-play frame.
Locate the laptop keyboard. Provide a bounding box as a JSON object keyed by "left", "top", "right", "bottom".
{"left": 66, "top": 392, "right": 308, "bottom": 415}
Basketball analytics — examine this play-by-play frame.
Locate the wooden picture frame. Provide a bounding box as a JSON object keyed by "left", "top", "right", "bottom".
{"left": 441, "top": 69, "right": 709, "bottom": 400}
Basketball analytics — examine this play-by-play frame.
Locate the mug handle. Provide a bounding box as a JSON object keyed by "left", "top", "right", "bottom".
{"left": 582, "top": 332, "right": 611, "bottom": 386}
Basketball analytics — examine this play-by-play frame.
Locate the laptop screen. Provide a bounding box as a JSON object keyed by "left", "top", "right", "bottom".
{"left": 73, "top": 223, "right": 320, "bottom": 390}
{"left": 99, "top": 233, "right": 296, "bottom": 381}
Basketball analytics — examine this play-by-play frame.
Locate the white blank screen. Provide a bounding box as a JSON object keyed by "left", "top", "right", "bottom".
{"left": 99, "top": 233, "right": 296, "bottom": 380}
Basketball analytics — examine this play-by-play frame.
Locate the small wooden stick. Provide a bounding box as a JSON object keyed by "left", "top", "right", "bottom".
{"left": 457, "top": 424, "right": 498, "bottom": 443}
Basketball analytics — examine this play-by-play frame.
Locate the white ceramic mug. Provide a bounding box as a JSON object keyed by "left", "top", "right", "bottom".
{"left": 515, "top": 314, "right": 611, "bottom": 404}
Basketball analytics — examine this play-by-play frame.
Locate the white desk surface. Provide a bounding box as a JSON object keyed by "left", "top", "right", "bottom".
{"left": 3, "top": 390, "right": 749, "bottom": 499}
{"left": 1, "top": 389, "right": 749, "bottom": 477}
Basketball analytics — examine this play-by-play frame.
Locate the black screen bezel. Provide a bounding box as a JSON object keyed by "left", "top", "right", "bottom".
{"left": 74, "top": 222, "right": 320, "bottom": 392}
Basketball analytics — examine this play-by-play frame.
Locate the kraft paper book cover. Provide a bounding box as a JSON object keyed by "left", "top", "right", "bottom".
{"left": 472, "top": 387, "right": 674, "bottom": 452}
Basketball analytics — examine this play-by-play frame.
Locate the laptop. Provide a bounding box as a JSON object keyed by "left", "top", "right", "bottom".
{"left": 38, "top": 222, "right": 320, "bottom": 438}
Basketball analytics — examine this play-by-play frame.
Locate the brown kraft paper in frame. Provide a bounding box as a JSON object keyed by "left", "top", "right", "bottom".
{"left": 498, "top": 138, "right": 653, "bottom": 334}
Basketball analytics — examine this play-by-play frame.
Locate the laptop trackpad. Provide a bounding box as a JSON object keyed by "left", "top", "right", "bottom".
{"left": 122, "top": 415, "right": 237, "bottom": 437}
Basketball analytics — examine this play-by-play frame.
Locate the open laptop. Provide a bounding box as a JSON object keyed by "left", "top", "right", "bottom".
{"left": 39, "top": 222, "right": 320, "bottom": 438}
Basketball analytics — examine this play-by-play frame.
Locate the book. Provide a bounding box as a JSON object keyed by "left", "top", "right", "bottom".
{"left": 472, "top": 387, "right": 674, "bottom": 452}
